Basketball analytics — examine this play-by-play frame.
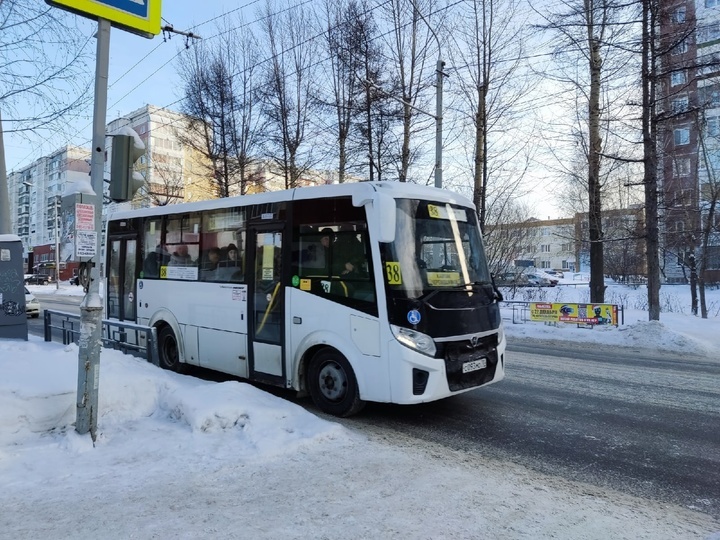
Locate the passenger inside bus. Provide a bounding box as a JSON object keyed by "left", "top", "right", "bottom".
{"left": 143, "top": 244, "right": 170, "bottom": 278}
{"left": 169, "top": 244, "right": 193, "bottom": 266}
{"left": 219, "top": 243, "right": 241, "bottom": 268}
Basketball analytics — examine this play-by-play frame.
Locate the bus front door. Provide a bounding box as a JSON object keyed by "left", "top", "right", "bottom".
{"left": 248, "top": 227, "right": 285, "bottom": 384}
{"left": 107, "top": 235, "right": 138, "bottom": 322}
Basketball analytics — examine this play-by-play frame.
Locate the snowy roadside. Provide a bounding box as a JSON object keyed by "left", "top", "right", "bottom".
{"left": 1, "top": 340, "right": 719, "bottom": 539}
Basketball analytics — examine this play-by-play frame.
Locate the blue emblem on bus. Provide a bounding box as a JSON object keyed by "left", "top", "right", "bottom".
{"left": 407, "top": 309, "right": 421, "bottom": 325}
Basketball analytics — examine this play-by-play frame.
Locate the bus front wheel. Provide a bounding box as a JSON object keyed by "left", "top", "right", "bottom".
{"left": 308, "top": 348, "right": 365, "bottom": 417}
{"left": 158, "top": 326, "right": 187, "bottom": 374}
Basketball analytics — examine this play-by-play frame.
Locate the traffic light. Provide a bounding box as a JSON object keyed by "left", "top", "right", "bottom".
{"left": 109, "top": 132, "right": 146, "bottom": 202}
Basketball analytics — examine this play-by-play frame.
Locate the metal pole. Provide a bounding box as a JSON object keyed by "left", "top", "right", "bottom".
{"left": 0, "top": 110, "right": 11, "bottom": 234}
{"left": 76, "top": 18, "right": 110, "bottom": 441}
{"left": 55, "top": 196, "right": 60, "bottom": 289}
{"left": 434, "top": 59, "right": 444, "bottom": 189}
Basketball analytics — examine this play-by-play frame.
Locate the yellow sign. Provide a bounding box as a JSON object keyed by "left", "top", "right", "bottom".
{"left": 529, "top": 303, "right": 618, "bottom": 326}
{"left": 159, "top": 265, "right": 167, "bottom": 279}
{"left": 299, "top": 279, "right": 311, "bottom": 291}
{"left": 385, "top": 262, "right": 402, "bottom": 285}
{"left": 46, "top": 0, "right": 161, "bottom": 38}
{"left": 426, "top": 272, "right": 461, "bottom": 286}
{"left": 427, "top": 204, "right": 467, "bottom": 222}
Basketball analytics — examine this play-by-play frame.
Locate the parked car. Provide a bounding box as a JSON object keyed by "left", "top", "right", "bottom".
{"left": 527, "top": 273, "right": 554, "bottom": 287}
{"left": 24, "top": 287, "right": 40, "bottom": 318}
{"left": 529, "top": 270, "right": 559, "bottom": 286}
{"left": 24, "top": 274, "right": 53, "bottom": 285}
{"left": 495, "top": 272, "right": 530, "bottom": 287}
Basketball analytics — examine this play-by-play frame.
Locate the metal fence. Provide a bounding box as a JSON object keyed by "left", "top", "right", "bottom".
{"left": 43, "top": 309, "right": 158, "bottom": 365}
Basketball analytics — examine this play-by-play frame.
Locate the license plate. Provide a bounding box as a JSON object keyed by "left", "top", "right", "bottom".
{"left": 462, "top": 358, "right": 487, "bottom": 373}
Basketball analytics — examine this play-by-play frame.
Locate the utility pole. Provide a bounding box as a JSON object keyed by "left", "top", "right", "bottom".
{"left": 54, "top": 196, "right": 61, "bottom": 289}
{"left": 75, "top": 17, "right": 110, "bottom": 441}
{"left": 435, "top": 59, "right": 445, "bottom": 189}
{"left": 0, "top": 111, "right": 11, "bottom": 235}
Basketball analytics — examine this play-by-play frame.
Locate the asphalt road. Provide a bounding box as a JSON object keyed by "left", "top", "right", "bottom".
{"left": 341, "top": 342, "right": 720, "bottom": 518}
{"left": 27, "top": 302, "right": 720, "bottom": 519}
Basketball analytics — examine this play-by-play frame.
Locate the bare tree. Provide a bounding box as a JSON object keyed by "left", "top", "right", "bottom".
{"left": 316, "top": 0, "right": 374, "bottom": 182}
{"left": 0, "top": 1, "right": 92, "bottom": 135}
{"left": 695, "top": 108, "right": 720, "bottom": 318}
{"left": 538, "top": 0, "right": 637, "bottom": 303}
{"left": 449, "top": 0, "right": 529, "bottom": 230}
{"left": 354, "top": 25, "right": 398, "bottom": 182}
{"left": 259, "top": 1, "right": 319, "bottom": 189}
{"left": 177, "top": 19, "right": 264, "bottom": 197}
{"left": 379, "top": 0, "right": 439, "bottom": 182}
{"left": 0, "top": 1, "right": 93, "bottom": 234}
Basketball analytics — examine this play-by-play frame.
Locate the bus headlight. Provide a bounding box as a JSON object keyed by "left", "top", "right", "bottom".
{"left": 391, "top": 325, "right": 437, "bottom": 357}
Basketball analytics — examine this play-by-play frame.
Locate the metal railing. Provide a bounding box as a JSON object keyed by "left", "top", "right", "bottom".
{"left": 43, "top": 309, "right": 158, "bottom": 365}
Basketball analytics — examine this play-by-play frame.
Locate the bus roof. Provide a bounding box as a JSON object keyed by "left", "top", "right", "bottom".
{"left": 107, "top": 181, "right": 475, "bottom": 221}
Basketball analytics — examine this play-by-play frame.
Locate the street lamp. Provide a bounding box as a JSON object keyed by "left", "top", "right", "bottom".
{"left": 23, "top": 181, "right": 61, "bottom": 289}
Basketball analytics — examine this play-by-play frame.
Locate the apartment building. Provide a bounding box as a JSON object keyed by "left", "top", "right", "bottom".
{"left": 7, "top": 145, "right": 91, "bottom": 261}
{"left": 660, "top": 0, "right": 720, "bottom": 283}
{"left": 496, "top": 206, "right": 646, "bottom": 278}
{"left": 6, "top": 106, "right": 216, "bottom": 267}
{"left": 105, "top": 104, "right": 216, "bottom": 210}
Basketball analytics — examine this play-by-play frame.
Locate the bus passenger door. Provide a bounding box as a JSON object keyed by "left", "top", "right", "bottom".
{"left": 247, "top": 226, "right": 285, "bottom": 384}
{"left": 107, "top": 235, "right": 138, "bottom": 322}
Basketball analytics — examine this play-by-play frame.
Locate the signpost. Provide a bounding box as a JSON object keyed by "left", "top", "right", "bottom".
{"left": 44, "top": 0, "right": 161, "bottom": 441}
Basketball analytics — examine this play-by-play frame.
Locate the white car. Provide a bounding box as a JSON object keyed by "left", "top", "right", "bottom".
{"left": 24, "top": 287, "right": 40, "bottom": 318}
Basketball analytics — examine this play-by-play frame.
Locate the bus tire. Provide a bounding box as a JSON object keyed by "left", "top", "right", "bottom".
{"left": 308, "top": 348, "right": 365, "bottom": 417}
{"left": 158, "top": 326, "right": 187, "bottom": 374}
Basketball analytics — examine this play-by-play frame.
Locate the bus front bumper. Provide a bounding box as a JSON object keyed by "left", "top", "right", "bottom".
{"left": 386, "top": 332, "right": 506, "bottom": 405}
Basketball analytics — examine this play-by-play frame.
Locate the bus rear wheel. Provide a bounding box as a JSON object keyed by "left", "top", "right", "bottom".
{"left": 158, "top": 326, "right": 186, "bottom": 373}
{"left": 308, "top": 348, "right": 365, "bottom": 417}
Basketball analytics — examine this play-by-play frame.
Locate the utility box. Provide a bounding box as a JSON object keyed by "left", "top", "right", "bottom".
{"left": 0, "top": 236, "right": 28, "bottom": 340}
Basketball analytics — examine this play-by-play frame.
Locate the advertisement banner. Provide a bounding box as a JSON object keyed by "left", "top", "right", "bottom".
{"left": 529, "top": 302, "right": 618, "bottom": 326}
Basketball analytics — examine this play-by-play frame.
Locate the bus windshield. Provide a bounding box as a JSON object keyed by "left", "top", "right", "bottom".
{"left": 381, "top": 199, "right": 491, "bottom": 298}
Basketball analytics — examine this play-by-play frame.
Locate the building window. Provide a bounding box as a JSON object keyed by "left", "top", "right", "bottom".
{"left": 707, "top": 0, "right": 720, "bottom": 8}
{"left": 672, "top": 6, "right": 686, "bottom": 23}
{"left": 706, "top": 116, "right": 720, "bottom": 137}
{"left": 699, "top": 22, "right": 720, "bottom": 43}
{"left": 673, "top": 158, "right": 691, "bottom": 176}
{"left": 674, "top": 128, "right": 690, "bottom": 146}
{"left": 671, "top": 95, "right": 689, "bottom": 113}
{"left": 671, "top": 39, "right": 688, "bottom": 55}
{"left": 670, "top": 70, "right": 687, "bottom": 87}
{"left": 540, "top": 244, "right": 551, "bottom": 253}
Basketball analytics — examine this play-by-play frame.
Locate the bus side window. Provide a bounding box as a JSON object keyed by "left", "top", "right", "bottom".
{"left": 201, "top": 208, "right": 246, "bottom": 283}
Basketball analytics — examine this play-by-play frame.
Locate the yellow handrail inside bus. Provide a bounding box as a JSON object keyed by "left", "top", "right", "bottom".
{"left": 257, "top": 281, "right": 281, "bottom": 334}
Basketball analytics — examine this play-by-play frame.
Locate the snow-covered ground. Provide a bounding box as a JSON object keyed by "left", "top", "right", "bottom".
{"left": 4, "top": 279, "right": 719, "bottom": 539}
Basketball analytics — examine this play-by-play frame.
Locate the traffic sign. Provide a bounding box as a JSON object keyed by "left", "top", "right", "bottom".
{"left": 45, "top": 0, "right": 161, "bottom": 38}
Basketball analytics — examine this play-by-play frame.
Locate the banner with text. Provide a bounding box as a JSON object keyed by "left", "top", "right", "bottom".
{"left": 529, "top": 302, "right": 618, "bottom": 326}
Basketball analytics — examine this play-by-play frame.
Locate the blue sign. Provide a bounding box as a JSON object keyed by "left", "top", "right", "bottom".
{"left": 97, "top": 0, "right": 149, "bottom": 17}
{"left": 407, "top": 309, "right": 421, "bottom": 325}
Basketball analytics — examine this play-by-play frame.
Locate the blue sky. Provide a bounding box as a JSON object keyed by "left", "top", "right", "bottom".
{"left": 5, "top": 0, "right": 246, "bottom": 172}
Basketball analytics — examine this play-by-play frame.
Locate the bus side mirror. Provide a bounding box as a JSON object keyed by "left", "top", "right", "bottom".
{"left": 376, "top": 193, "right": 396, "bottom": 243}
{"left": 352, "top": 189, "right": 396, "bottom": 243}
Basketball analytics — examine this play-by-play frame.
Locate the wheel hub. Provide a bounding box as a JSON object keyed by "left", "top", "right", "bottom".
{"left": 318, "top": 362, "right": 347, "bottom": 401}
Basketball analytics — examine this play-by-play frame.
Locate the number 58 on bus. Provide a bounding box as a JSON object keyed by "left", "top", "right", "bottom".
{"left": 105, "top": 182, "right": 506, "bottom": 416}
